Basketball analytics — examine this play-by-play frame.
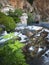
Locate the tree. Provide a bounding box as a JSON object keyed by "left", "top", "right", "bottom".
{"left": 0, "top": 12, "right": 16, "bottom": 32}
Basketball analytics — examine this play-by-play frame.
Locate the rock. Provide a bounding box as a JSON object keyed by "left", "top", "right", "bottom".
{"left": 34, "top": 14, "right": 41, "bottom": 24}
{"left": 18, "top": 33, "right": 28, "bottom": 43}
{"left": 40, "top": 30, "right": 48, "bottom": 38}
{"left": 1, "top": 31, "right": 7, "bottom": 36}
{"left": 16, "top": 37, "right": 21, "bottom": 41}
{"left": 0, "top": 0, "right": 24, "bottom": 9}
{"left": 33, "top": 0, "right": 49, "bottom": 19}
{"left": 29, "top": 46, "right": 34, "bottom": 51}
{"left": 20, "top": 13, "right": 28, "bottom": 25}
{"left": 25, "top": 30, "right": 34, "bottom": 37}
{"left": 38, "top": 48, "right": 44, "bottom": 53}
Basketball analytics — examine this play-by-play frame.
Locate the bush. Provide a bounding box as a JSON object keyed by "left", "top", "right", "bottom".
{"left": 3, "top": 33, "right": 14, "bottom": 39}
{"left": 0, "top": 40, "right": 28, "bottom": 65}
{"left": 8, "top": 9, "right": 23, "bottom": 23}
{"left": 0, "top": 3, "right": 3, "bottom": 8}
{"left": 0, "top": 27, "right": 3, "bottom": 33}
{"left": 14, "top": 9, "right": 23, "bottom": 17}
{"left": 0, "top": 12, "right": 16, "bottom": 32}
{"left": 27, "top": 12, "right": 34, "bottom": 25}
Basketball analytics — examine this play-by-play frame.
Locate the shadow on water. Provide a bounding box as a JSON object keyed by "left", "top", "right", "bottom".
{"left": 28, "top": 22, "right": 49, "bottom": 29}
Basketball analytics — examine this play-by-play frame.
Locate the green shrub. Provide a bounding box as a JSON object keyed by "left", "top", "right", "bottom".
{"left": 0, "top": 40, "right": 28, "bottom": 65}
{"left": 0, "top": 12, "right": 16, "bottom": 32}
{"left": 0, "top": 3, "right": 3, "bottom": 8}
{"left": 0, "top": 28, "right": 3, "bottom": 33}
{"left": 3, "top": 33, "right": 14, "bottom": 39}
{"left": 12, "top": 16, "right": 20, "bottom": 23}
{"left": 8, "top": 9, "right": 23, "bottom": 23}
{"left": 14, "top": 9, "right": 23, "bottom": 17}
{"left": 0, "top": 11, "right": 6, "bottom": 16}
{"left": 27, "top": 12, "right": 34, "bottom": 25}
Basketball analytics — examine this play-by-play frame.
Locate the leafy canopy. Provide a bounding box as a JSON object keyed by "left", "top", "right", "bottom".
{"left": 0, "top": 12, "right": 16, "bottom": 32}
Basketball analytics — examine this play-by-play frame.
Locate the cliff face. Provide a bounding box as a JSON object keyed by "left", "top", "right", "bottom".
{"left": 0, "top": 0, "right": 49, "bottom": 19}
{"left": 33, "top": 0, "right": 49, "bottom": 19}
{"left": 26, "top": 0, "right": 49, "bottom": 19}
{"left": 0, "top": 0, "right": 24, "bottom": 9}
{"left": 0, "top": 0, "right": 32, "bottom": 11}
{"left": 9, "top": 0, "right": 24, "bottom": 9}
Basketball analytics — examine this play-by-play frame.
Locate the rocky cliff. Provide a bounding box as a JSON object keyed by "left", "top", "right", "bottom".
{"left": 25, "top": 0, "right": 49, "bottom": 19}
{"left": 33, "top": 0, "right": 49, "bottom": 19}
{"left": 9, "top": 0, "right": 24, "bottom": 9}
{"left": 0, "top": 0, "right": 24, "bottom": 9}
{"left": 0, "top": 0, "right": 32, "bottom": 11}
{"left": 0, "top": 0, "right": 49, "bottom": 19}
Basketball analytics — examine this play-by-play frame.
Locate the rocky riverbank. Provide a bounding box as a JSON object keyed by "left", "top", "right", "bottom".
{"left": 0, "top": 24, "right": 49, "bottom": 65}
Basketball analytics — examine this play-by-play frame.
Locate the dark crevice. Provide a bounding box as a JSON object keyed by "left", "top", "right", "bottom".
{"left": 27, "top": 0, "right": 34, "bottom": 5}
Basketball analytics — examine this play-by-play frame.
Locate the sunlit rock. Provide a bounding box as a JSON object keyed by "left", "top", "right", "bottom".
{"left": 1, "top": 5, "right": 14, "bottom": 15}
{"left": 20, "top": 13, "right": 28, "bottom": 25}
{"left": 38, "top": 48, "right": 44, "bottom": 53}
{"left": 2, "top": 31, "right": 7, "bottom": 36}
{"left": 18, "top": 33, "right": 28, "bottom": 43}
{"left": 34, "top": 14, "right": 41, "bottom": 24}
{"left": 29, "top": 46, "right": 34, "bottom": 51}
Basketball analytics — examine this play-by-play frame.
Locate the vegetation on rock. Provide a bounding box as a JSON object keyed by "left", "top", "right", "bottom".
{"left": 8, "top": 9, "right": 23, "bottom": 23}
{"left": 0, "top": 12, "right": 16, "bottom": 32}
{"left": 27, "top": 12, "right": 34, "bottom": 25}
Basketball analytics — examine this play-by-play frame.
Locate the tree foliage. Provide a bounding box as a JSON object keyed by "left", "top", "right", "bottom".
{"left": 0, "top": 40, "right": 28, "bottom": 65}
{"left": 27, "top": 12, "right": 34, "bottom": 25}
{"left": 8, "top": 9, "right": 23, "bottom": 23}
{"left": 0, "top": 12, "right": 16, "bottom": 32}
